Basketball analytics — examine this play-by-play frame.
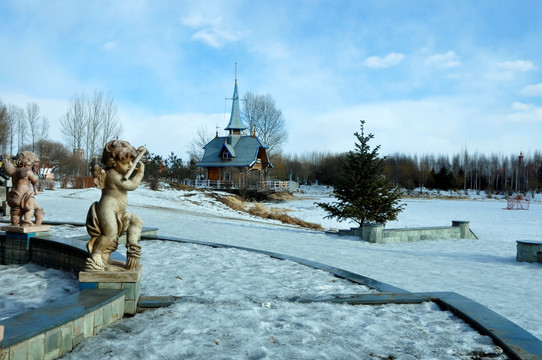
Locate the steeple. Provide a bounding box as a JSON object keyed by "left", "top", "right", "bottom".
{"left": 224, "top": 63, "right": 246, "bottom": 135}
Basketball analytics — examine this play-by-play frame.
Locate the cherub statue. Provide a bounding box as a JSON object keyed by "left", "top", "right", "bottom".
{"left": 2, "top": 151, "right": 44, "bottom": 227}
{"left": 85, "top": 140, "right": 146, "bottom": 272}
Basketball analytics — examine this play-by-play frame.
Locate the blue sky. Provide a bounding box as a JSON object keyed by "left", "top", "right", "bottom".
{"left": 1, "top": 0, "right": 542, "bottom": 159}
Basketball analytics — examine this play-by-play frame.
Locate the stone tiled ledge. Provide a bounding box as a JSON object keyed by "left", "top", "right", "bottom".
{"left": 0, "top": 232, "right": 127, "bottom": 271}
{"left": 329, "top": 220, "right": 478, "bottom": 243}
{"left": 516, "top": 240, "right": 542, "bottom": 263}
{"left": 0, "top": 289, "right": 126, "bottom": 360}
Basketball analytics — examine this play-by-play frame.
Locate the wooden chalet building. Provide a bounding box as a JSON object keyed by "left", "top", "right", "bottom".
{"left": 197, "top": 78, "right": 273, "bottom": 188}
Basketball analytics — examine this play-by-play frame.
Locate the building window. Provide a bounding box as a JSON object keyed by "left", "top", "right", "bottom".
{"left": 222, "top": 151, "right": 231, "bottom": 159}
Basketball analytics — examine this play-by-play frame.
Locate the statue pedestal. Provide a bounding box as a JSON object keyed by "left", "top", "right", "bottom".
{"left": 79, "top": 266, "right": 143, "bottom": 315}
{"left": 1, "top": 225, "right": 50, "bottom": 264}
{"left": 1, "top": 224, "right": 51, "bottom": 233}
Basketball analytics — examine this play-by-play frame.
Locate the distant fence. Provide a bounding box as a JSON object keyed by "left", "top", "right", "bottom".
{"left": 181, "top": 179, "right": 299, "bottom": 192}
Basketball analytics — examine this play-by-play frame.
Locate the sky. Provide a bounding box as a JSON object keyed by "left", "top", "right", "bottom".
{"left": 1, "top": 0, "right": 542, "bottom": 159}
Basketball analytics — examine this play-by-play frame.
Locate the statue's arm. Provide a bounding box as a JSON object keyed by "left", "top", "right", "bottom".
{"left": 29, "top": 171, "right": 39, "bottom": 194}
{"left": 2, "top": 158, "right": 15, "bottom": 175}
{"left": 121, "top": 161, "right": 145, "bottom": 191}
{"left": 109, "top": 162, "right": 145, "bottom": 191}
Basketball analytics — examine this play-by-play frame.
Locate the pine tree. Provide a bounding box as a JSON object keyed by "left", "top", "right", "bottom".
{"left": 317, "top": 120, "right": 404, "bottom": 227}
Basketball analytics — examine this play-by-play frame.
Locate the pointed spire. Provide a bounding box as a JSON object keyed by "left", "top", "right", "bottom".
{"left": 225, "top": 63, "right": 246, "bottom": 134}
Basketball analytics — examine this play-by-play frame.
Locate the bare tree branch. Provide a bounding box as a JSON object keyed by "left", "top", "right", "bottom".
{"left": 100, "top": 92, "right": 122, "bottom": 147}
{"left": 189, "top": 125, "right": 214, "bottom": 162}
{"left": 0, "top": 101, "right": 8, "bottom": 155}
{"left": 60, "top": 90, "right": 122, "bottom": 160}
{"left": 25, "top": 102, "right": 42, "bottom": 151}
{"left": 60, "top": 92, "right": 87, "bottom": 153}
{"left": 242, "top": 92, "right": 288, "bottom": 155}
{"left": 86, "top": 90, "right": 104, "bottom": 160}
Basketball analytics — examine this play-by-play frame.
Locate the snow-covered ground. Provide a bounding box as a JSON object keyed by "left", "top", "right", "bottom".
{"left": 0, "top": 263, "right": 79, "bottom": 320}
{"left": 1, "top": 184, "right": 541, "bottom": 359}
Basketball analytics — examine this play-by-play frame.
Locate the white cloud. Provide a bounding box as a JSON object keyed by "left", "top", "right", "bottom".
{"left": 284, "top": 98, "right": 482, "bottom": 156}
{"left": 180, "top": 14, "right": 220, "bottom": 28}
{"left": 425, "top": 51, "right": 461, "bottom": 69}
{"left": 512, "top": 102, "right": 534, "bottom": 111}
{"left": 191, "top": 28, "right": 238, "bottom": 48}
{"left": 521, "top": 83, "right": 542, "bottom": 97}
{"left": 485, "top": 71, "right": 514, "bottom": 81}
{"left": 180, "top": 13, "right": 240, "bottom": 48}
{"left": 486, "top": 60, "right": 536, "bottom": 81}
{"left": 363, "top": 53, "right": 405, "bottom": 68}
{"left": 497, "top": 60, "right": 536, "bottom": 72}
{"left": 252, "top": 42, "right": 290, "bottom": 60}
{"left": 103, "top": 41, "right": 116, "bottom": 50}
{"left": 506, "top": 103, "right": 542, "bottom": 122}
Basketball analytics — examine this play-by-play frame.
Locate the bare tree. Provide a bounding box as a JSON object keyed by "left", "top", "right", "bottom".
{"left": 242, "top": 92, "right": 259, "bottom": 134}
{"left": 0, "top": 101, "right": 8, "bottom": 155}
{"left": 60, "top": 90, "right": 123, "bottom": 161}
{"left": 242, "top": 92, "right": 288, "bottom": 154}
{"left": 60, "top": 92, "right": 87, "bottom": 154}
{"left": 34, "top": 139, "right": 70, "bottom": 172}
{"left": 6, "top": 105, "right": 26, "bottom": 154}
{"left": 99, "top": 92, "right": 122, "bottom": 147}
{"left": 25, "top": 102, "right": 41, "bottom": 151}
{"left": 189, "top": 125, "right": 214, "bottom": 162}
{"left": 86, "top": 90, "right": 104, "bottom": 160}
{"left": 39, "top": 116, "right": 50, "bottom": 143}
{"left": 4, "top": 105, "right": 17, "bottom": 155}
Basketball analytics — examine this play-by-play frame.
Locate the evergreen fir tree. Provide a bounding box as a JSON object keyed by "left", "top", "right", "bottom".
{"left": 317, "top": 120, "right": 404, "bottom": 227}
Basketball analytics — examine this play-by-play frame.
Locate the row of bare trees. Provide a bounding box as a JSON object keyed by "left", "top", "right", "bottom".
{"left": 270, "top": 152, "right": 346, "bottom": 185}
{"left": 60, "top": 90, "right": 123, "bottom": 162}
{"left": 1, "top": 90, "right": 123, "bottom": 186}
{"left": 383, "top": 151, "right": 541, "bottom": 194}
{"left": 0, "top": 101, "right": 49, "bottom": 155}
{"left": 267, "top": 149, "right": 542, "bottom": 194}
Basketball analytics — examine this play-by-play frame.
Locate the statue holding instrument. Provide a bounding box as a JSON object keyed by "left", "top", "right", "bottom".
{"left": 85, "top": 140, "right": 146, "bottom": 272}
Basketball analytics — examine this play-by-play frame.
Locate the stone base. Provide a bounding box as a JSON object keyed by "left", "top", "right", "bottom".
{"left": 1, "top": 224, "right": 51, "bottom": 233}
{"left": 79, "top": 266, "right": 143, "bottom": 315}
{"left": 516, "top": 240, "right": 542, "bottom": 263}
{"left": 79, "top": 265, "right": 143, "bottom": 283}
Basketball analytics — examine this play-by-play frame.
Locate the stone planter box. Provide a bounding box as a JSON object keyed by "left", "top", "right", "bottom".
{"left": 334, "top": 221, "right": 477, "bottom": 243}
{"left": 516, "top": 240, "right": 542, "bottom": 263}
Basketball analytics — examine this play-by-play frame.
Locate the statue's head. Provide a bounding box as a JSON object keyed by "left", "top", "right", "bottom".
{"left": 16, "top": 151, "right": 39, "bottom": 167}
{"left": 101, "top": 140, "right": 137, "bottom": 169}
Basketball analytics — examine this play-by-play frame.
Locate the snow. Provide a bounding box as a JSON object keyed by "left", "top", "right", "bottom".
{"left": 2, "top": 184, "right": 541, "bottom": 359}
{"left": 0, "top": 263, "right": 79, "bottom": 321}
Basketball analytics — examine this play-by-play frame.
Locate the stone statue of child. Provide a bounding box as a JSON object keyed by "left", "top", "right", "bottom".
{"left": 85, "top": 140, "right": 146, "bottom": 272}
{"left": 2, "top": 151, "right": 44, "bottom": 227}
